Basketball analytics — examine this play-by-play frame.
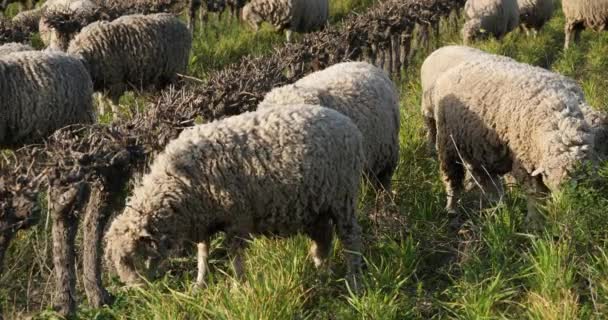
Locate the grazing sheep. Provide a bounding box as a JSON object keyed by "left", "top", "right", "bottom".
{"left": 104, "top": 104, "right": 365, "bottom": 290}
{"left": 11, "top": 6, "right": 43, "bottom": 32}
{"left": 242, "top": 0, "right": 328, "bottom": 42}
{"left": 0, "top": 51, "right": 95, "bottom": 147}
{"left": 421, "top": 46, "right": 516, "bottom": 197}
{"left": 259, "top": 62, "right": 400, "bottom": 193}
{"left": 421, "top": 46, "right": 514, "bottom": 154}
{"left": 424, "top": 57, "right": 596, "bottom": 225}
{"left": 462, "top": 0, "right": 519, "bottom": 44}
{"left": 517, "top": 0, "right": 554, "bottom": 36}
{"left": 67, "top": 13, "right": 191, "bottom": 117}
{"left": 0, "top": 41, "right": 31, "bottom": 55}
{"left": 562, "top": 0, "right": 608, "bottom": 49}
{"left": 39, "top": 0, "right": 98, "bottom": 51}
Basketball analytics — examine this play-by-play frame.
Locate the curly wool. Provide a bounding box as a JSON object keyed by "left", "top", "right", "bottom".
{"left": 242, "top": 0, "right": 328, "bottom": 38}
{"left": 517, "top": 0, "right": 554, "bottom": 33}
{"left": 462, "top": 0, "right": 519, "bottom": 44}
{"left": 39, "top": 0, "right": 99, "bottom": 51}
{"left": 67, "top": 13, "right": 191, "bottom": 102}
{"left": 426, "top": 58, "right": 595, "bottom": 212}
{"left": 0, "top": 51, "right": 95, "bottom": 147}
{"left": 420, "top": 46, "right": 515, "bottom": 150}
{"left": 11, "top": 6, "right": 43, "bottom": 33}
{"left": 259, "top": 62, "right": 400, "bottom": 191}
{"left": 104, "top": 104, "right": 364, "bottom": 286}
{"left": 563, "top": 0, "right": 608, "bottom": 48}
{"left": 0, "top": 41, "right": 32, "bottom": 55}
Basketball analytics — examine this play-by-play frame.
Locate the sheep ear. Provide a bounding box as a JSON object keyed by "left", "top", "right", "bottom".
{"left": 531, "top": 168, "right": 544, "bottom": 176}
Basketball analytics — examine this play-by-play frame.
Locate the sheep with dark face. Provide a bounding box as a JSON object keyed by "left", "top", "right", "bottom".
{"left": 242, "top": 0, "right": 328, "bottom": 42}
{"left": 516, "top": 0, "right": 554, "bottom": 36}
{"left": 105, "top": 104, "right": 365, "bottom": 290}
{"left": 462, "top": 0, "right": 519, "bottom": 44}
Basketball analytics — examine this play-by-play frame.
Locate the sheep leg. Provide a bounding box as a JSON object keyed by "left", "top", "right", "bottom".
{"left": 423, "top": 114, "right": 437, "bottom": 156}
{"left": 564, "top": 22, "right": 578, "bottom": 49}
{"left": 307, "top": 215, "right": 333, "bottom": 268}
{"left": 227, "top": 233, "right": 249, "bottom": 281}
{"left": 49, "top": 182, "right": 90, "bottom": 317}
{"left": 334, "top": 208, "right": 362, "bottom": 293}
{"left": 195, "top": 241, "right": 209, "bottom": 287}
{"left": 189, "top": 0, "right": 201, "bottom": 31}
{"left": 285, "top": 30, "right": 293, "bottom": 43}
{"left": 436, "top": 135, "right": 465, "bottom": 215}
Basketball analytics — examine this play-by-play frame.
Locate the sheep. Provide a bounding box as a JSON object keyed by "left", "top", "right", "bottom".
{"left": 462, "top": 0, "right": 519, "bottom": 44}
{"left": 424, "top": 57, "right": 597, "bottom": 227}
{"left": 259, "top": 62, "right": 400, "bottom": 194}
{"left": 516, "top": 0, "right": 554, "bottom": 36}
{"left": 104, "top": 104, "right": 365, "bottom": 290}
{"left": 562, "top": 0, "right": 608, "bottom": 49}
{"left": 0, "top": 0, "right": 39, "bottom": 15}
{"left": 242, "top": 0, "right": 328, "bottom": 42}
{"left": 0, "top": 51, "right": 95, "bottom": 147}
{"left": 11, "top": 6, "right": 43, "bottom": 32}
{"left": 39, "top": 0, "right": 99, "bottom": 51}
{"left": 421, "top": 46, "right": 517, "bottom": 199}
{"left": 0, "top": 41, "right": 31, "bottom": 55}
{"left": 66, "top": 13, "right": 192, "bottom": 117}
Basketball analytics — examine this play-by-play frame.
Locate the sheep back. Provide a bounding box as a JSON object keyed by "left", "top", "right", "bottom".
{"left": 105, "top": 104, "right": 364, "bottom": 284}
{"left": 259, "top": 62, "right": 399, "bottom": 188}
{"left": 0, "top": 42, "right": 33, "bottom": 55}
{"left": 0, "top": 51, "right": 95, "bottom": 147}
{"left": 429, "top": 58, "right": 594, "bottom": 191}
{"left": 563, "top": 0, "right": 608, "bottom": 32}
{"left": 67, "top": 13, "right": 191, "bottom": 95}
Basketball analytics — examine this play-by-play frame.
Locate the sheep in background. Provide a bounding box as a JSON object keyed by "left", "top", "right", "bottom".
{"left": 242, "top": 0, "right": 328, "bottom": 42}
{"left": 424, "top": 57, "right": 597, "bottom": 227}
{"left": 517, "top": 0, "right": 554, "bottom": 36}
{"left": 562, "top": 0, "right": 608, "bottom": 49}
{"left": 259, "top": 62, "right": 400, "bottom": 194}
{"left": 0, "top": 41, "right": 31, "bottom": 54}
{"left": 0, "top": 51, "right": 95, "bottom": 147}
{"left": 105, "top": 104, "right": 364, "bottom": 290}
{"left": 0, "top": 0, "right": 39, "bottom": 15}
{"left": 462, "top": 0, "right": 519, "bottom": 44}
{"left": 66, "top": 13, "right": 191, "bottom": 118}
{"left": 39, "top": 0, "right": 98, "bottom": 51}
{"left": 11, "top": 5, "right": 43, "bottom": 32}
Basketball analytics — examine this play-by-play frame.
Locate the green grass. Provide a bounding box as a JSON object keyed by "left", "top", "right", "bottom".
{"left": 3, "top": 2, "right": 608, "bottom": 319}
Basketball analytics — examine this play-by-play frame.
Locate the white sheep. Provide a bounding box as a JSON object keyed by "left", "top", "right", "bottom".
{"left": 259, "top": 62, "right": 400, "bottom": 193}
{"left": 242, "top": 0, "right": 328, "bottom": 42}
{"left": 424, "top": 57, "right": 596, "bottom": 225}
{"left": 66, "top": 13, "right": 192, "bottom": 117}
{"left": 0, "top": 50, "right": 95, "bottom": 147}
{"left": 39, "top": 0, "right": 98, "bottom": 51}
{"left": 420, "top": 46, "right": 515, "bottom": 196}
{"left": 562, "top": 0, "right": 608, "bottom": 49}
{"left": 462, "top": 0, "right": 520, "bottom": 44}
{"left": 517, "top": 0, "right": 554, "bottom": 36}
{"left": 104, "top": 104, "right": 364, "bottom": 290}
{"left": 0, "top": 41, "right": 32, "bottom": 55}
